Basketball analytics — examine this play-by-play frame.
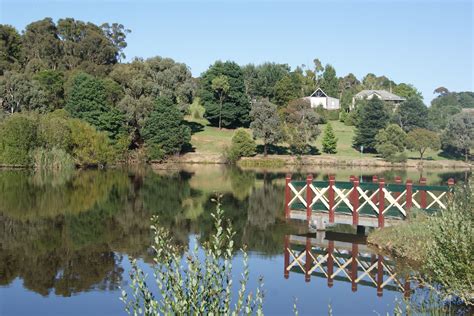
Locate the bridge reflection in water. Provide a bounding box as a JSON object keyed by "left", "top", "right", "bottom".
{"left": 283, "top": 232, "right": 410, "bottom": 298}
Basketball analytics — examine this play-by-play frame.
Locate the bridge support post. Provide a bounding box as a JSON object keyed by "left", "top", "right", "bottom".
{"left": 419, "top": 177, "right": 427, "bottom": 209}
{"left": 306, "top": 174, "right": 313, "bottom": 224}
{"left": 351, "top": 243, "right": 358, "bottom": 292}
{"left": 327, "top": 240, "right": 334, "bottom": 288}
{"left": 328, "top": 175, "right": 335, "bottom": 223}
{"left": 351, "top": 178, "right": 360, "bottom": 226}
{"left": 378, "top": 178, "right": 385, "bottom": 228}
{"left": 284, "top": 235, "right": 289, "bottom": 279}
{"left": 305, "top": 237, "right": 312, "bottom": 282}
{"left": 285, "top": 174, "right": 292, "bottom": 219}
{"left": 406, "top": 179, "right": 413, "bottom": 212}
{"left": 376, "top": 255, "right": 384, "bottom": 297}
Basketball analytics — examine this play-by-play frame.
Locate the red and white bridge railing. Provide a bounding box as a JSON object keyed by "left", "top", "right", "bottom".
{"left": 285, "top": 175, "right": 454, "bottom": 228}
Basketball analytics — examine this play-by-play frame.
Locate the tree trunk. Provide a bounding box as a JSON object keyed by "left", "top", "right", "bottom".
{"left": 466, "top": 149, "right": 469, "bottom": 162}
{"left": 218, "top": 101, "right": 222, "bottom": 130}
{"left": 264, "top": 143, "right": 268, "bottom": 157}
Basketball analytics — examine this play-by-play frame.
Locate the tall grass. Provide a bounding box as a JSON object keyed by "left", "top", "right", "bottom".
{"left": 120, "top": 199, "right": 264, "bottom": 315}
{"left": 32, "top": 148, "right": 75, "bottom": 171}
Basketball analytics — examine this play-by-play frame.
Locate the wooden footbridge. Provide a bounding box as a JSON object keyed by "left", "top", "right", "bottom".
{"left": 285, "top": 175, "right": 454, "bottom": 229}
{"left": 283, "top": 233, "right": 410, "bottom": 297}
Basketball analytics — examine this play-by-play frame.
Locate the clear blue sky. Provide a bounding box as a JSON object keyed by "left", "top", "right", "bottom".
{"left": 1, "top": 0, "right": 472, "bottom": 102}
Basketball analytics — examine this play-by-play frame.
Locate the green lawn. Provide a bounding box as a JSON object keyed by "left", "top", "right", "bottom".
{"left": 184, "top": 113, "right": 445, "bottom": 161}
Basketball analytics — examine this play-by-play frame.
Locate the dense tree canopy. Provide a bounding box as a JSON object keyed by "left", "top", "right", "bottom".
{"left": 441, "top": 112, "right": 474, "bottom": 161}
{"left": 249, "top": 99, "right": 283, "bottom": 156}
{"left": 199, "top": 61, "right": 250, "bottom": 128}
{"left": 395, "top": 97, "right": 429, "bottom": 132}
{"left": 141, "top": 97, "right": 191, "bottom": 160}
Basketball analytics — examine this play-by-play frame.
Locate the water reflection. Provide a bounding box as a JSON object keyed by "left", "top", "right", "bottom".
{"left": 283, "top": 232, "right": 410, "bottom": 297}
{"left": 0, "top": 165, "right": 470, "bottom": 305}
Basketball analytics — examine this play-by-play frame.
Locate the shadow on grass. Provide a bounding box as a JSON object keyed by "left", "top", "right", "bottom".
{"left": 256, "top": 144, "right": 290, "bottom": 155}
{"left": 255, "top": 144, "right": 321, "bottom": 156}
{"left": 181, "top": 142, "right": 196, "bottom": 153}
{"left": 183, "top": 121, "right": 205, "bottom": 135}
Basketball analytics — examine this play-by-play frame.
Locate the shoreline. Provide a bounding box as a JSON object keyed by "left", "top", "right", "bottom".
{"left": 166, "top": 152, "right": 472, "bottom": 170}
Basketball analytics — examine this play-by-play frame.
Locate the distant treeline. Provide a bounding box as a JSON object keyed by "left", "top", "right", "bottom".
{"left": 0, "top": 18, "right": 473, "bottom": 167}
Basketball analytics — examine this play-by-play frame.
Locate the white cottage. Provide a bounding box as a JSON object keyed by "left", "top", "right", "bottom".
{"left": 304, "top": 88, "right": 340, "bottom": 110}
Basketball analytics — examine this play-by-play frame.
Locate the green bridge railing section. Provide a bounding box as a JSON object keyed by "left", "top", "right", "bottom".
{"left": 284, "top": 174, "right": 454, "bottom": 227}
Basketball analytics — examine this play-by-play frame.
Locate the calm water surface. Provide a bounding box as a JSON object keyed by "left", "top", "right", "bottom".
{"left": 0, "top": 165, "right": 470, "bottom": 315}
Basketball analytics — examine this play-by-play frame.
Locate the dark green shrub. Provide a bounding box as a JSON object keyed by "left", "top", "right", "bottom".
{"left": 142, "top": 97, "right": 191, "bottom": 160}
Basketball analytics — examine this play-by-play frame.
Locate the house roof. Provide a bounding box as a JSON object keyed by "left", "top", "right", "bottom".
{"left": 310, "top": 88, "right": 328, "bottom": 98}
{"left": 354, "top": 90, "right": 405, "bottom": 101}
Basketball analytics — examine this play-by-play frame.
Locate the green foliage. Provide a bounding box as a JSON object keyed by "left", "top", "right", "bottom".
{"left": 392, "top": 83, "right": 422, "bottom": 100}
{"left": 225, "top": 129, "right": 256, "bottom": 163}
{"left": 65, "top": 72, "right": 126, "bottom": 141}
{"left": 406, "top": 128, "right": 440, "bottom": 160}
{"left": 141, "top": 97, "right": 191, "bottom": 160}
{"left": 353, "top": 96, "right": 390, "bottom": 152}
{"left": 319, "top": 64, "right": 339, "bottom": 98}
{"left": 121, "top": 201, "right": 264, "bottom": 315}
{"left": 395, "top": 97, "right": 429, "bottom": 132}
{"left": 322, "top": 122, "right": 338, "bottom": 154}
{"left": 37, "top": 110, "right": 73, "bottom": 150}
{"left": 369, "top": 185, "right": 473, "bottom": 304}
{"left": 0, "top": 24, "right": 23, "bottom": 74}
{"left": 0, "top": 114, "right": 38, "bottom": 165}
{"left": 211, "top": 75, "right": 230, "bottom": 129}
{"left": 273, "top": 72, "right": 305, "bottom": 106}
{"left": 427, "top": 92, "right": 473, "bottom": 130}
{"left": 250, "top": 99, "right": 284, "bottom": 156}
{"left": 0, "top": 70, "right": 48, "bottom": 113}
{"left": 441, "top": 112, "right": 474, "bottom": 161}
{"left": 284, "top": 99, "right": 321, "bottom": 154}
{"left": 375, "top": 124, "right": 407, "bottom": 162}
{"left": 200, "top": 61, "right": 250, "bottom": 128}
{"left": 68, "top": 118, "right": 113, "bottom": 166}
{"left": 242, "top": 62, "right": 290, "bottom": 101}
{"left": 33, "top": 69, "right": 65, "bottom": 110}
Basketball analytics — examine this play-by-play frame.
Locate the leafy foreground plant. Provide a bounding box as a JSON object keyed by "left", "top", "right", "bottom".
{"left": 120, "top": 199, "right": 264, "bottom": 315}
{"left": 369, "top": 184, "right": 473, "bottom": 305}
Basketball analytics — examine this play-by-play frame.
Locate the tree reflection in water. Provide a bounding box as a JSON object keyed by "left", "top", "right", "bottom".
{"left": 0, "top": 166, "right": 469, "bottom": 297}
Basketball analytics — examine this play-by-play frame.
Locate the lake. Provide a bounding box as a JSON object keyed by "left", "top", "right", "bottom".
{"left": 0, "top": 165, "right": 470, "bottom": 315}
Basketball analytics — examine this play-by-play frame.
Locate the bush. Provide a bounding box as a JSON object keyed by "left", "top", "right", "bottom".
{"left": 121, "top": 201, "right": 264, "bottom": 315}
{"left": 38, "top": 111, "right": 73, "bottom": 151}
{"left": 225, "top": 128, "right": 256, "bottom": 163}
{"left": 0, "top": 114, "right": 38, "bottom": 165}
{"left": 68, "top": 119, "right": 113, "bottom": 167}
{"left": 369, "top": 185, "right": 473, "bottom": 304}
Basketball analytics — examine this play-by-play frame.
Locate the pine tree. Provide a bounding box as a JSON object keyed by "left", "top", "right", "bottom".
{"left": 322, "top": 122, "right": 338, "bottom": 154}
{"left": 353, "top": 96, "right": 390, "bottom": 152}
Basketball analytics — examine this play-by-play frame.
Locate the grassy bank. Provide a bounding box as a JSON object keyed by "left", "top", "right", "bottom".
{"left": 368, "top": 185, "right": 473, "bottom": 304}
{"left": 184, "top": 115, "right": 454, "bottom": 162}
